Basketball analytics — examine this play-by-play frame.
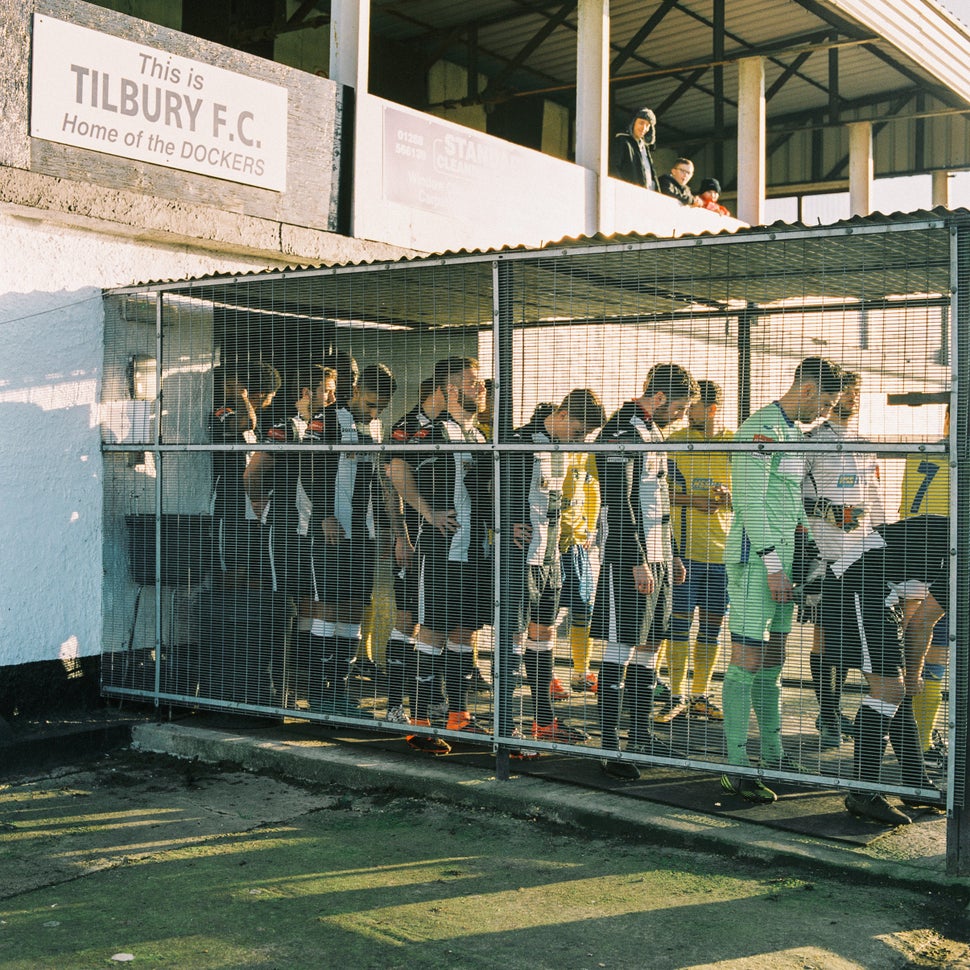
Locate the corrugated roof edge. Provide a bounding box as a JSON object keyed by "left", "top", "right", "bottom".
{"left": 107, "top": 207, "right": 970, "bottom": 293}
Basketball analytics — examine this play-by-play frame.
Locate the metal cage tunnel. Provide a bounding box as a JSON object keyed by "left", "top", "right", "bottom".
{"left": 101, "top": 211, "right": 970, "bottom": 872}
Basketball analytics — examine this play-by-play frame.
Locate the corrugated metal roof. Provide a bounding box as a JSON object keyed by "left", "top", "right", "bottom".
{"left": 108, "top": 208, "right": 964, "bottom": 330}
{"left": 838, "top": 0, "right": 970, "bottom": 104}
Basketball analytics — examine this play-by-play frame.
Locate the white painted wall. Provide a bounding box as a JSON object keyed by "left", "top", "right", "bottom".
{"left": 602, "top": 176, "right": 747, "bottom": 237}
{"left": 0, "top": 214, "right": 287, "bottom": 667}
{"left": 354, "top": 95, "right": 590, "bottom": 252}
{"left": 354, "top": 94, "right": 746, "bottom": 254}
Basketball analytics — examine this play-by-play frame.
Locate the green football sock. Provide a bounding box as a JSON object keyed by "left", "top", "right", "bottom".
{"left": 752, "top": 665, "right": 783, "bottom": 763}
{"left": 722, "top": 664, "right": 754, "bottom": 767}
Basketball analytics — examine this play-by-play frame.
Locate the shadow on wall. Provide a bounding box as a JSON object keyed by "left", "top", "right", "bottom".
{"left": 0, "top": 288, "right": 105, "bottom": 695}
{"left": 0, "top": 656, "right": 103, "bottom": 719}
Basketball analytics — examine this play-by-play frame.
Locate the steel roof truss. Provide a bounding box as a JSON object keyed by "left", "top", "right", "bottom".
{"left": 482, "top": 0, "right": 578, "bottom": 99}
{"left": 609, "top": 0, "right": 680, "bottom": 76}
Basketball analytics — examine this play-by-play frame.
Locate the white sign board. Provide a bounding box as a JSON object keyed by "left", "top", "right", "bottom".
{"left": 365, "top": 100, "right": 590, "bottom": 252}
{"left": 30, "top": 15, "right": 288, "bottom": 192}
{"left": 384, "top": 105, "right": 521, "bottom": 215}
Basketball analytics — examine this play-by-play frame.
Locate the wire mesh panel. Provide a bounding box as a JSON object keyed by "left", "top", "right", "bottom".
{"left": 101, "top": 216, "right": 965, "bottom": 824}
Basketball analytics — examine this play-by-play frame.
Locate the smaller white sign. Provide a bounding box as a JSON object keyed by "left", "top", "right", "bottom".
{"left": 30, "top": 15, "right": 288, "bottom": 192}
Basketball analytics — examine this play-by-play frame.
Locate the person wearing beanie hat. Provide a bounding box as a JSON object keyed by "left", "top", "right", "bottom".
{"left": 609, "top": 107, "right": 658, "bottom": 191}
{"left": 697, "top": 177, "right": 730, "bottom": 216}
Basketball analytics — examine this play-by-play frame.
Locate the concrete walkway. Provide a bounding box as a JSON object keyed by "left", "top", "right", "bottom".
{"left": 131, "top": 718, "right": 966, "bottom": 895}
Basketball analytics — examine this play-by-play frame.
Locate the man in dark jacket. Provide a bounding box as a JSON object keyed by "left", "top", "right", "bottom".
{"left": 609, "top": 107, "right": 658, "bottom": 190}
{"left": 658, "top": 158, "right": 695, "bottom": 206}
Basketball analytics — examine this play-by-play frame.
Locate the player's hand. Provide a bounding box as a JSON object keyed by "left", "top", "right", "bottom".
{"left": 711, "top": 484, "right": 731, "bottom": 509}
{"left": 904, "top": 669, "right": 925, "bottom": 697}
{"left": 512, "top": 522, "right": 532, "bottom": 550}
{"left": 632, "top": 563, "right": 655, "bottom": 595}
{"left": 672, "top": 556, "right": 686, "bottom": 585}
{"left": 320, "top": 517, "right": 343, "bottom": 544}
{"left": 767, "top": 570, "right": 794, "bottom": 603}
{"left": 395, "top": 535, "right": 414, "bottom": 568}
{"left": 693, "top": 486, "right": 730, "bottom": 512}
{"left": 429, "top": 508, "right": 458, "bottom": 536}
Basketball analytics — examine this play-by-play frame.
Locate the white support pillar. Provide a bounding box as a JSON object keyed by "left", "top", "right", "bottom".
{"left": 848, "top": 121, "right": 873, "bottom": 217}
{"left": 330, "top": 0, "right": 370, "bottom": 91}
{"left": 932, "top": 170, "right": 951, "bottom": 209}
{"left": 576, "top": 0, "right": 610, "bottom": 234}
{"left": 736, "top": 57, "right": 765, "bottom": 227}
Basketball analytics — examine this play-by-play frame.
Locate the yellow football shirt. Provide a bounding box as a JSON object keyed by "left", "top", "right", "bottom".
{"left": 899, "top": 449, "right": 949, "bottom": 518}
{"left": 667, "top": 427, "right": 733, "bottom": 563}
{"left": 560, "top": 451, "right": 600, "bottom": 551}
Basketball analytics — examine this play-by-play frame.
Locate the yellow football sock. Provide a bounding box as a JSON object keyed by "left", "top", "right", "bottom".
{"left": 570, "top": 625, "right": 592, "bottom": 674}
{"left": 667, "top": 639, "right": 690, "bottom": 698}
{"left": 358, "top": 600, "right": 376, "bottom": 663}
{"left": 912, "top": 676, "right": 944, "bottom": 751}
{"left": 691, "top": 638, "right": 720, "bottom": 697}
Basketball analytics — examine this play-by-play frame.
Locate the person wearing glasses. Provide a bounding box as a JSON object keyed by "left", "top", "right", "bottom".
{"left": 658, "top": 158, "right": 696, "bottom": 206}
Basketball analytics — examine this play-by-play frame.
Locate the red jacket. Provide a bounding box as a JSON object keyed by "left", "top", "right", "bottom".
{"left": 698, "top": 192, "right": 730, "bottom": 216}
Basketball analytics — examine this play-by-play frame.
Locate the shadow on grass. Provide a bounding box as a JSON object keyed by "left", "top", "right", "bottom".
{"left": 1, "top": 793, "right": 961, "bottom": 970}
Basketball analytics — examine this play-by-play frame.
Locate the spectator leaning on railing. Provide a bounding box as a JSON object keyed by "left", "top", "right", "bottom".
{"left": 658, "top": 158, "right": 695, "bottom": 206}
{"left": 609, "top": 107, "right": 658, "bottom": 191}
{"left": 696, "top": 178, "right": 730, "bottom": 216}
